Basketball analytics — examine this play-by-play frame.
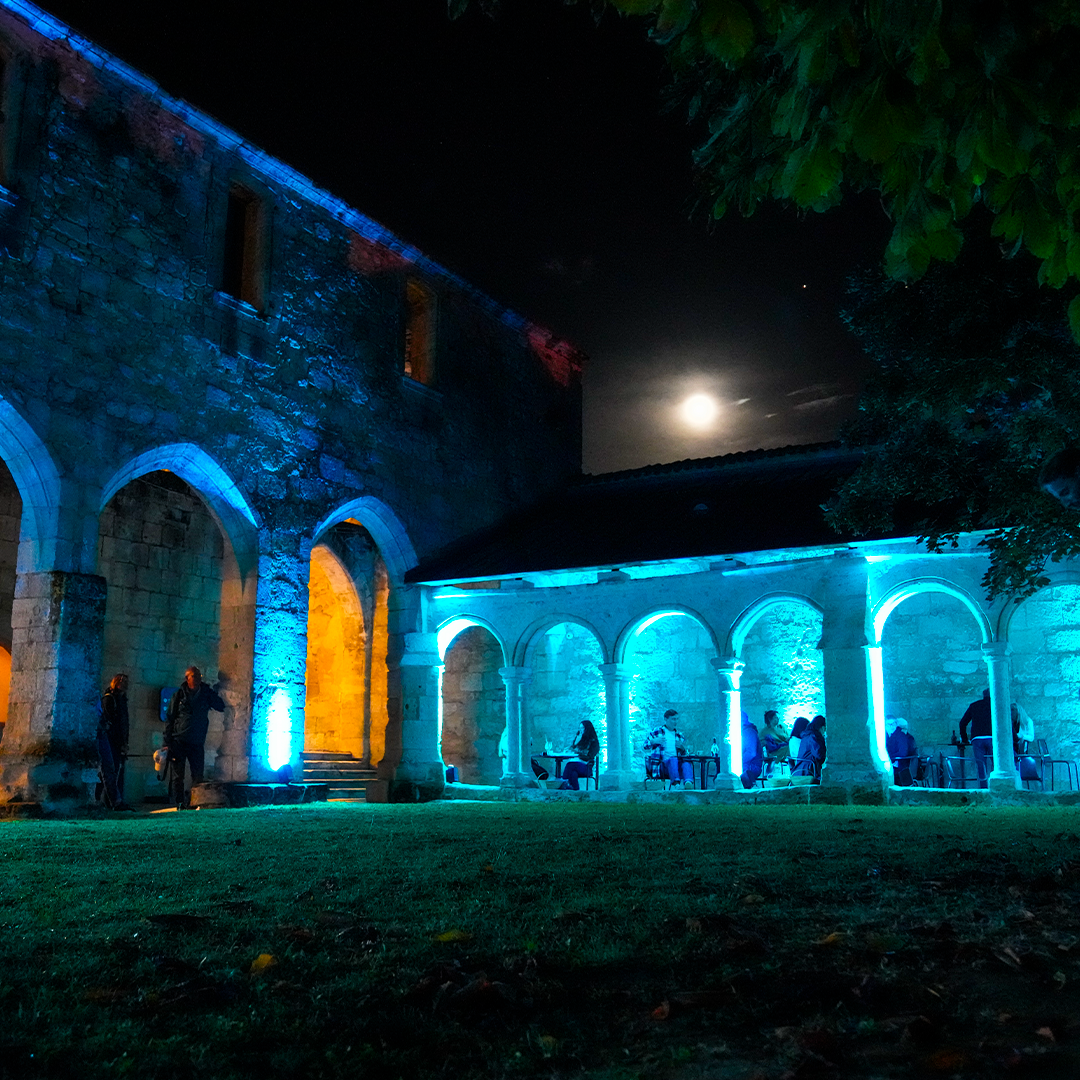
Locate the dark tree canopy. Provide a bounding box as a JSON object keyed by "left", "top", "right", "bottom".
{"left": 454, "top": 0, "right": 1080, "bottom": 332}
{"left": 827, "top": 227, "right": 1080, "bottom": 599}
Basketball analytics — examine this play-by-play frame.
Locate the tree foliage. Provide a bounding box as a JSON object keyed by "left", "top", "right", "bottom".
{"left": 453, "top": 0, "right": 1080, "bottom": 329}
{"left": 827, "top": 225, "right": 1080, "bottom": 599}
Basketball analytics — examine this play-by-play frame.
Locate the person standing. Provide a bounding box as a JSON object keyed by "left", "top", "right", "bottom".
{"left": 97, "top": 673, "right": 133, "bottom": 811}
{"left": 960, "top": 689, "right": 992, "bottom": 788}
{"left": 885, "top": 716, "right": 918, "bottom": 785}
{"left": 165, "top": 665, "right": 225, "bottom": 810}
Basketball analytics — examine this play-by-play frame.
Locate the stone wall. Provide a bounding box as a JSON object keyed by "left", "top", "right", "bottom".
{"left": 441, "top": 626, "right": 504, "bottom": 784}
{"left": 880, "top": 592, "right": 984, "bottom": 748}
{"left": 526, "top": 623, "right": 606, "bottom": 764}
{"left": 739, "top": 602, "right": 825, "bottom": 731}
{"left": 1008, "top": 584, "right": 1080, "bottom": 762}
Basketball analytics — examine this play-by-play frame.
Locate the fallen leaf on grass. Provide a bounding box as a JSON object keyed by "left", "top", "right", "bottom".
{"left": 249, "top": 953, "right": 278, "bottom": 974}
{"left": 83, "top": 987, "right": 127, "bottom": 1003}
{"left": 813, "top": 932, "right": 845, "bottom": 947}
{"left": 923, "top": 1048, "right": 970, "bottom": 1072}
{"left": 434, "top": 928, "right": 472, "bottom": 943}
{"left": 741, "top": 893, "right": 764, "bottom": 905}
{"left": 537, "top": 1034, "right": 558, "bottom": 1058}
{"left": 1037, "top": 1026, "right": 1056, "bottom": 1041}
{"left": 275, "top": 924, "right": 316, "bottom": 944}
{"left": 651, "top": 1000, "right": 670, "bottom": 1020}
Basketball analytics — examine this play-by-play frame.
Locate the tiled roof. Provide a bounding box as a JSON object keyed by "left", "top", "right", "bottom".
{"left": 407, "top": 443, "right": 888, "bottom": 583}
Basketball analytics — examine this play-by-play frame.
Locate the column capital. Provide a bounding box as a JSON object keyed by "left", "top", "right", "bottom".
{"left": 498, "top": 665, "right": 532, "bottom": 686}
{"left": 711, "top": 656, "right": 745, "bottom": 688}
{"left": 598, "top": 662, "right": 633, "bottom": 681}
{"left": 981, "top": 640, "right": 1012, "bottom": 661}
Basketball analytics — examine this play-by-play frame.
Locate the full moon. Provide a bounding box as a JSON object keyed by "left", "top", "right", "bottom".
{"left": 681, "top": 393, "right": 719, "bottom": 429}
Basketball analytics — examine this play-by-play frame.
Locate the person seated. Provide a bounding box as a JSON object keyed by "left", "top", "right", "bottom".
{"left": 761, "top": 710, "right": 788, "bottom": 774}
{"left": 740, "top": 711, "right": 763, "bottom": 789}
{"left": 787, "top": 717, "right": 810, "bottom": 763}
{"left": 559, "top": 720, "right": 600, "bottom": 790}
{"left": 644, "top": 709, "right": 694, "bottom": 788}
{"left": 1011, "top": 702, "right": 1034, "bottom": 754}
{"left": 792, "top": 715, "right": 827, "bottom": 782}
{"left": 885, "top": 716, "right": 918, "bottom": 785}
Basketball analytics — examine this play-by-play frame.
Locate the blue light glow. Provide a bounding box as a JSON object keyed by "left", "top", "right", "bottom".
{"left": 866, "top": 645, "right": 890, "bottom": 775}
{"left": 266, "top": 687, "right": 293, "bottom": 771}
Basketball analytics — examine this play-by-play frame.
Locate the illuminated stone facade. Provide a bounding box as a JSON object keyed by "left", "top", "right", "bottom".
{"left": 0, "top": 1, "right": 581, "bottom": 809}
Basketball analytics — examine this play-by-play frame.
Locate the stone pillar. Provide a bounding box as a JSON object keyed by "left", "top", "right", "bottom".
{"left": 0, "top": 570, "right": 106, "bottom": 811}
{"left": 391, "top": 631, "right": 445, "bottom": 801}
{"left": 499, "top": 665, "right": 536, "bottom": 787}
{"left": 983, "top": 640, "right": 1019, "bottom": 791}
{"left": 711, "top": 658, "right": 743, "bottom": 791}
{"left": 820, "top": 644, "right": 880, "bottom": 786}
{"left": 598, "top": 662, "right": 635, "bottom": 789}
{"left": 249, "top": 537, "right": 310, "bottom": 782}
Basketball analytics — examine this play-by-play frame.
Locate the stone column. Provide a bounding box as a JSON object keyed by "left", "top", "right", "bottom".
{"left": 820, "top": 644, "right": 880, "bottom": 786}
{"left": 0, "top": 570, "right": 107, "bottom": 811}
{"left": 249, "top": 537, "right": 310, "bottom": 782}
{"left": 711, "top": 657, "right": 743, "bottom": 790}
{"left": 499, "top": 665, "right": 536, "bottom": 787}
{"left": 598, "top": 662, "right": 635, "bottom": 789}
{"left": 391, "top": 631, "right": 445, "bottom": 801}
{"left": 983, "top": 640, "right": 1019, "bottom": 791}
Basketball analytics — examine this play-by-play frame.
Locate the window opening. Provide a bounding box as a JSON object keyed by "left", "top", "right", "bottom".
{"left": 404, "top": 278, "right": 436, "bottom": 384}
{"left": 223, "top": 185, "right": 264, "bottom": 311}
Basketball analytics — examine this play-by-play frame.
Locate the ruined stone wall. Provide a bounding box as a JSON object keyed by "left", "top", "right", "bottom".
{"left": 1007, "top": 584, "right": 1080, "bottom": 763}
{"left": 98, "top": 471, "right": 239, "bottom": 803}
{"left": 526, "top": 624, "right": 606, "bottom": 764}
{"left": 441, "top": 626, "right": 504, "bottom": 784}
{"left": 739, "top": 603, "right": 825, "bottom": 732}
{"left": 627, "top": 614, "right": 721, "bottom": 771}
{"left": 880, "top": 592, "right": 984, "bottom": 748}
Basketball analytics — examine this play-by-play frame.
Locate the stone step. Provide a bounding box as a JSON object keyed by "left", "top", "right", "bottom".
{"left": 301, "top": 752, "right": 377, "bottom": 801}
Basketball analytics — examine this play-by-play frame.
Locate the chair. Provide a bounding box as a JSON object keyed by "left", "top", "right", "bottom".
{"left": 943, "top": 755, "right": 980, "bottom": 789}
{"left": 1016, "top": 753, "right": 1045, "bottom": 790}
{"left": 1035, "top": 739, "right": 1077, "bottom": 791}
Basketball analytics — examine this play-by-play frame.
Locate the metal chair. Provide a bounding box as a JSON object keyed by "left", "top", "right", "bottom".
{"left": 1034, "top": 739, "right": 1077, "bottom": 791}
{"left": 943, "top": 755, "right": 980, "bottom": 789}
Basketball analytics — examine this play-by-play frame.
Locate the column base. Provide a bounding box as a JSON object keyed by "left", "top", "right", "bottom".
{"left": 988, "top": 773, "right": 1021, "bottom": 794}
{"left": 389, "top": 760, "right": 446, "bottom": 802}
{"left": 0, "top": 741, "right": 99, "bottom": 815}
{"left": 599, "top": 769, "right": 637, "bottom": 791}
{"left": 500, "top": 771, "right": 542, "bottom": 789}
{"left": 710, "top": 772, "right": 741, "bottom": 791}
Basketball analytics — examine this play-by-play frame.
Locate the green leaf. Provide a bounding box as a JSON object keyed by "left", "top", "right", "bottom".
{"left": 700, "top": 0, "right": 755, "bottom": 65}
{"left": 780, "top": 142, "right": 842, "bottom": 207}
{"left": 610, "top": 0, "right": 662, "bottom": 13}
{"left": 1068, "top": 296, "right": 1080, "bottom": 344}
{"left": 654, "top": 0, "right": 695, "bottom": 43}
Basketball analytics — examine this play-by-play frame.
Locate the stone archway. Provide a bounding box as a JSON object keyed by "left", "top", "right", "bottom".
{"left": 439, "top": 620, "right": 506, "bottom": 785}
{"left": 622, "top": 610, "right": 721, "bottom": 775}
{"left": 97, "top": 469, "right": 253, "bottom": 804}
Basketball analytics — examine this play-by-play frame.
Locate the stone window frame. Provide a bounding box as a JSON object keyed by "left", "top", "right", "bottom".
{"left": 216, "top": 177, "right": 272, "bottom": 317}
{"left": 403, "top": 276, "right": 437, "bottom": 387}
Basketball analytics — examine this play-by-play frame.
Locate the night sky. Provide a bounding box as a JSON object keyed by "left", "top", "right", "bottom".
{"left": 36, "top": 0, "right": 892, "bottom": 473}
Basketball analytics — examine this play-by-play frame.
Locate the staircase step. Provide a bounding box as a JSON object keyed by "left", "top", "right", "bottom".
{"left": 300, "top": 751, "right": 378, "bottom": 802}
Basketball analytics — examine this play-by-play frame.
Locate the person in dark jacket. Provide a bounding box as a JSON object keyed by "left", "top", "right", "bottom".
{"left": 559, "top": 720, "right": 600, "bottom": 790}
{"left": 97, "top": 673, "right": 133, "bottom": 810}
{"left": 792, "top": 715, "right": 827, "bottom": 782}
{"left": 960, "top": 689, "right": 992, "bottom": 788}
{"left": 740, "top": 711, "right": 763, "bottom": 789}
{"left": 885, "top": 716, "right": 918, "bottom": 785}
{"left": 165, "top": 665, "right": 225, "bottom": 809}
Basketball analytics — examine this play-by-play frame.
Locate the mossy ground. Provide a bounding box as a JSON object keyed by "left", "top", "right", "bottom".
{"left": 2, "top": 801, "right": 1079, "bottom": 1078}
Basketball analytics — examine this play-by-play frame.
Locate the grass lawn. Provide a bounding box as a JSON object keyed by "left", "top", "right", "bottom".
{"left": 2, "top": 800, "right": 1080, "bottom": 1078}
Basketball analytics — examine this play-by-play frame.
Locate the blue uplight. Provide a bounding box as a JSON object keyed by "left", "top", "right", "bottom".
{"left": 266, "top": 687, "right": 293, "bottom": 771}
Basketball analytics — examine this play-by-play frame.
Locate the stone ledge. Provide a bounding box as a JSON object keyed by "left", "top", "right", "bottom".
{"left": 189, "top": 781, "right": 329, "bottom": 809}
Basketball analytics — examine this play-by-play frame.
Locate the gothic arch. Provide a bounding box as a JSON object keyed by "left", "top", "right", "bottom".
{"left": 100, "top": 444, "right": 259, "bottom": 581}
{"left": 313, "top": 496, "right": 417, "bottom": 586}
{"left": 0, "top": 395, "right": 61, "bottom": 572}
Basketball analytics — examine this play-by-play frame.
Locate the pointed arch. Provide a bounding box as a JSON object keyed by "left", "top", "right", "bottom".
{"left": 100, "top": 444, "right": 259, "bottom": 581}
{"left": 0, "top": 396, "right": 61, "bottom": 572}
{"left": 313, "top": 497, "right": 417, "bottom": 586}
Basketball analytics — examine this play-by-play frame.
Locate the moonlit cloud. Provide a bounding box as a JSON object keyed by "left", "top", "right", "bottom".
{"left": 792, "top": 394, "right": 852, "bottom": 412}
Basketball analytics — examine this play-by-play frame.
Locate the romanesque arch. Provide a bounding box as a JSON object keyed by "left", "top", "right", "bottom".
{"left": 617, "top": 607, "right": 721, "bottom": 772}
{"left": 0, "top": 395, "right": 60, "bottom": 574}
{"left": 438, "top": 616, "right": 507, "bottom": 784}
{"left": 729, "top": 594, "right": 826, "bottom": 730}
{"left": 520, "top": 617, "right": 607, "bottom": 772}
{"left": 868, "top": 579, "right": 992, "bottom": 773}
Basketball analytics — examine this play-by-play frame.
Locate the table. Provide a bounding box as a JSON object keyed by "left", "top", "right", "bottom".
{"left": 532, "top": 754, "right": 573, "bottom": 779}
{"left": 681, "top": 754, "right": 722, "bottom": 790}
